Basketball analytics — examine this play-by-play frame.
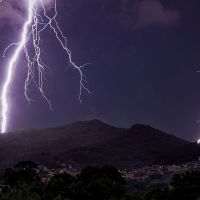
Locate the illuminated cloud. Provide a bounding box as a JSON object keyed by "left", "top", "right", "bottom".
{"left": 121, "top": 0, "right": 180, "bottom": 30}
{"left": 0, "top": 0, "right": 53, "bottom": 27}
{"left": 0, "top": 0, "right": 24, "bottom": 27}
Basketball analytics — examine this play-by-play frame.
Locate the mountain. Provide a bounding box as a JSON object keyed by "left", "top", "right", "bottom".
{"left": 0, "top": 120, "right": 124, "bottom": 168}
{"left": 60, "top": 124, "right": 191, "bottom": 168}
{"left": 0, "top": 120, "right": 199, "bottom": 169}
{"left": 154, "top": 142, "right": 200, "bottom": 165}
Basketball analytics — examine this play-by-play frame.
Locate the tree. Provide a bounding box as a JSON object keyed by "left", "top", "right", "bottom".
{"left": 73, "top": 165, "right": 127, "bottom": 200}
{"left": 170, "top": 170, "right": 200, "bottom": 200}
{"left": 144, "top": 187, "right": 169, "bottom": 200}
{"left": 0, "top": 184, "right": 41, "bottom": 200}
{"left": 46, "top": 173, "right": 75, "bottom": 200}
{"left": 125, "top": 193, "right": 142, "bottom": 200}
{"left": 3, "top": 161, "right": 40, "bottom": 186}
{"left": 144, "top": 170, "right": 200, "bottom": 200}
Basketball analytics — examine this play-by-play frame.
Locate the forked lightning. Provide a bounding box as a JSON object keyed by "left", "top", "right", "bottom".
{"left": 0, "top": 0, "right": 89, "bottom": 133}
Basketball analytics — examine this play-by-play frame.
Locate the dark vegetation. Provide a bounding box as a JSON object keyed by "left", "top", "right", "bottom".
{"left": 0, "top": 161, "right": 200, "bottom": 200}
{"left": 0, "top": 120, "right": 199, "bottom": 169}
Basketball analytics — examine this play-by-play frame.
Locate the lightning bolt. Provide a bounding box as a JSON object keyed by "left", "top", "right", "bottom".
{"left": 0, "top": 0, "right": 90, "bottom": 133}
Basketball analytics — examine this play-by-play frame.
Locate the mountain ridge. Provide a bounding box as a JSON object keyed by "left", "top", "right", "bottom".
{"left": 0, "top": 120, "right": 199, "bottom": 169}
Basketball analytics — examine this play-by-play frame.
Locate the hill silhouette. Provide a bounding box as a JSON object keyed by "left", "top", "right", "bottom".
{"left": 0, "top": 120, "right": 199, "bottom": 169}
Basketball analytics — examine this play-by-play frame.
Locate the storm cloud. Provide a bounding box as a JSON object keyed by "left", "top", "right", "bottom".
{"left": 0, "top": 0, "right": 24, "bottom": 27}
{"left": 121, "top": 0, "right": 181, "bottom": 30}
{"left": 0, "top": 0, "right": 53, "bottom": 27}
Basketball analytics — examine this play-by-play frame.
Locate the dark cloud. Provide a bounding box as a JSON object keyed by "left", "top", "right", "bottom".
{"left": 121, "top": 0, "right": 180, "bottom": 30}
{"left": 0, "top": 0, "right": 53, "bottom": 27}
{"left": 0, "top": 0, "right": 24, "bottom": 27}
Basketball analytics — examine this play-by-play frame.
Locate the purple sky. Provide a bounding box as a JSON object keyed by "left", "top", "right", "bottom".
{"left": 0, "top": 0, "right": 200, "bottom": 141}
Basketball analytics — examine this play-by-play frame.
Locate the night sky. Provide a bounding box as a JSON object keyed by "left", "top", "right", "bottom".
{"left": 0, "top": 0, "right": 200, "bottom": 141}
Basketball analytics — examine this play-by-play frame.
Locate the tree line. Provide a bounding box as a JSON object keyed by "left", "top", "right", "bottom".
{"left": 0, "top": 161, "right": 199, "bottom": 200}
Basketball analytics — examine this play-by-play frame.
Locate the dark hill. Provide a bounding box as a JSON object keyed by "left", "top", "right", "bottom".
{"left": 0, "top": 120, "right": 124, "bottom": 169}
{"left": 154, "top": 142, "right": 200, "bottom": 165}
{"left": 0, "top": 120, "right": 199, "bottom": 169}
{"left": 61, "top": 124, "right": 191, "bottom": 168}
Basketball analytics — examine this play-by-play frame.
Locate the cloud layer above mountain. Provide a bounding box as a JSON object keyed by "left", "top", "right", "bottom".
{"left": 0, "top": 0, "right": 53, "bottom": 27}
{"left": 121, "top": 0, "right": 180, "bottom": 29}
